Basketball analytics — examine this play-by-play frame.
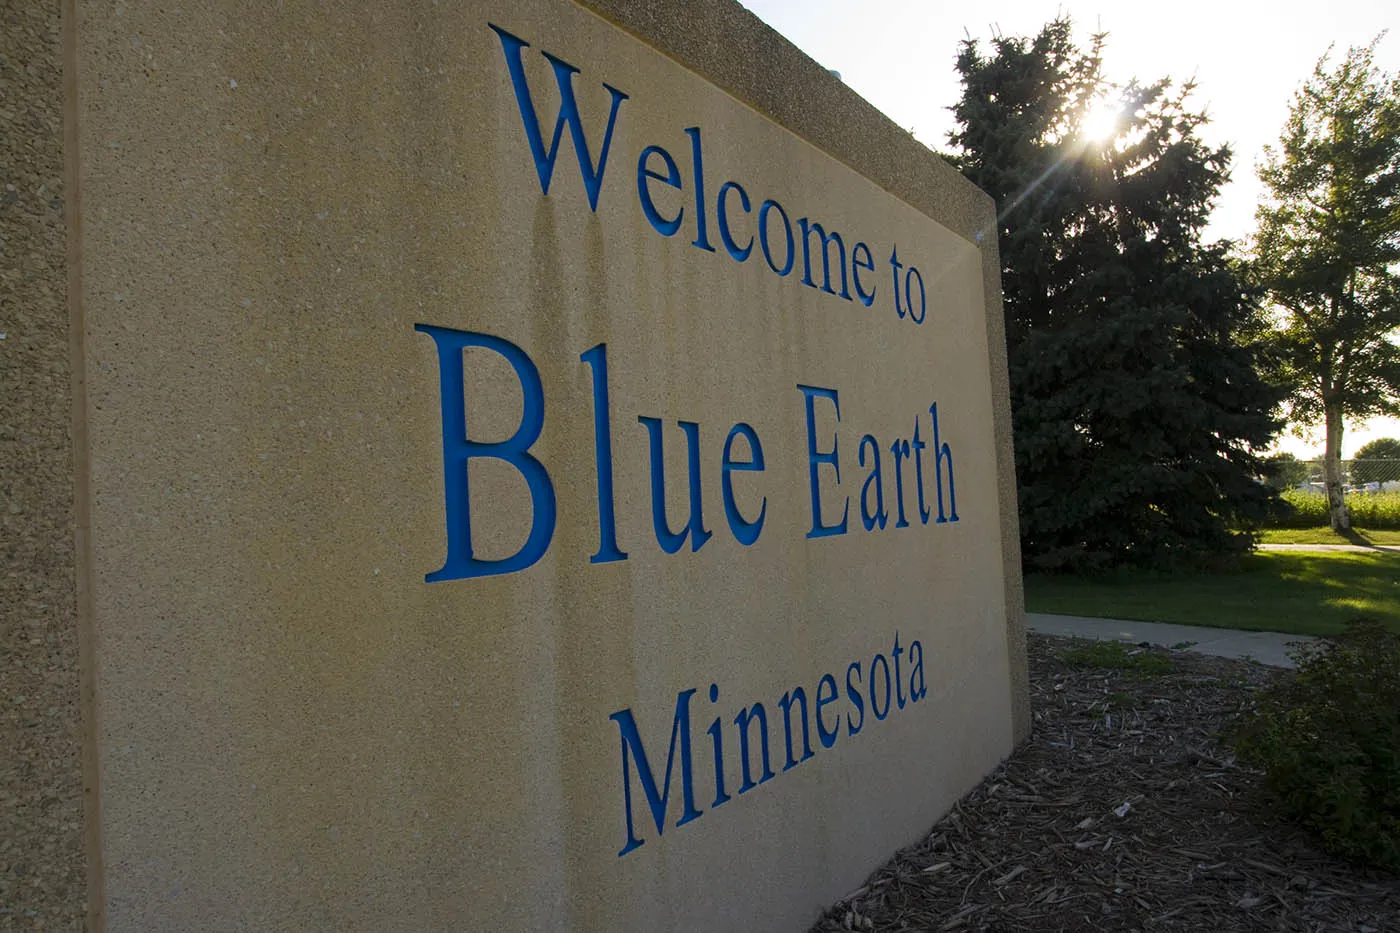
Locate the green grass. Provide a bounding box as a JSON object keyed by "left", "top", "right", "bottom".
{"left": 1259, "top": 527, "right": 1400, "bottom": 546}
{"left": 1026, "top": 550, "right": 1400, "bottom": 636}
{"left": 1059, "top": 640, "right": 1174, "bottom": 675}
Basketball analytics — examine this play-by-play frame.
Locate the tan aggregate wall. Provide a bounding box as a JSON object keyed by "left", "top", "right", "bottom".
{"left": 20, "top": 0, "right": 1028, "bottom": 929}
{"left": 578, "top": 0, "right": 1029, "bottom": 743}
{"left": 1, "top": 0, "right": 85, "bottom": 930}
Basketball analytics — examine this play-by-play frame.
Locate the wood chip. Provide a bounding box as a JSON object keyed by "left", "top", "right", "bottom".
{"left": 809, "top": 635, "right": 1400, "bottom": 932}
{"left": 993, "top": 865, "right": 1028, "bottom": 886}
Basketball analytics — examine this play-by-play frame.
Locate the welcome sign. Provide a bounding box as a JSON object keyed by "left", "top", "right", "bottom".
{"left": 66, "top": 0, "right": 1027, "bottom": 930}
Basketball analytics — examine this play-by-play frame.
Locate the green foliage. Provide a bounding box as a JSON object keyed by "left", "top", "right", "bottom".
{"left": 1352, "top": 437, "right": 1400, "bottom": 486}
{"left": 1059, "top": 639, "right": 1173, "bottom": 675}
{"left": 1106, "top": 691, "right": 1135, "bottom": 710}
{"left": 1234, "top": 618, "right": 1400, "bottom": 869}
{"left": 1254, "top": 40, "right": 1400, "bottom": 428}
{"left": 948, "top": 20, "right": 1283, "bottom": 573}
{"left": 1252, "top": 39, "right": 1400, "bottom": 528}
{"left": 1272, "top": 488, "right": 1400, "bottom": 529}
{"left": 1263, "top": 451, "right": 1311, "bottom": 489}
{"left": 1338, "top": 492, "right": 1400, "bottom": 529}
{"left": 1355, "top": 437, "right": 1400, "bottom": 460}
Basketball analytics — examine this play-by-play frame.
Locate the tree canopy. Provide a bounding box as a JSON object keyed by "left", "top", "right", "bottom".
{"left": 1352, "top": 437, "right": 1400, "bottom": 486}
{"left": 1253, "top": 38, "right": 1400, "bottom": 527}
{"left": 1263, "top": 452, "right": 1311, "bottom": 490}
{"left": 949, "top": 20, "right": 1282, "bottom": 572}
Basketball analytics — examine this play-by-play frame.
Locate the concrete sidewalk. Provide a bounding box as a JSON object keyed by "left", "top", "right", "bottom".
{"left": 1028, "top": 613, "right": 1317, "bottom": 669}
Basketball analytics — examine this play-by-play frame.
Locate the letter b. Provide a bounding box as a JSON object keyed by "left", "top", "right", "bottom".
{"left": 416, "top": 324, "right": 556, "bottom": 581}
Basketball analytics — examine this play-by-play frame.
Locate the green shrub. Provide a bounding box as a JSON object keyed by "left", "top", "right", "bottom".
{"left": 1349, "top": 492, "right": 1400, "bottom": 529}
{"left": 1234, "top": 618, "right": 1400, "bottom": 870}
{"left": 1269, "top": 489, "right": 1400, "bottom": 529}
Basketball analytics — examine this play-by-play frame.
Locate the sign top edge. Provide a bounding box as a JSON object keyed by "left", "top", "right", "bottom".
{"left": 573, "top": 0, "right": 998, "bottom": 247}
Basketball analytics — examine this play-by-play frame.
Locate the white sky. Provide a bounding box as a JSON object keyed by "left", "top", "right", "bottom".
{"left": 738, "top": 0, "right": 1399, "bottom": 458}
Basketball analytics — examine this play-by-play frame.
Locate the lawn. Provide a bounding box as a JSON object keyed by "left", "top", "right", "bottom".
{"left": 1259, "top": 527, "right": 1400, "bottom": 546}
{"left": 1024, "top": 550, "right": 1400, "bottom": 636}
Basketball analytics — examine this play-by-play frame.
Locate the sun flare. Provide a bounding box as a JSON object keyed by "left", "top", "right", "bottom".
{"left": 1081, "top": 101, "right": 1121, "bottom": 142}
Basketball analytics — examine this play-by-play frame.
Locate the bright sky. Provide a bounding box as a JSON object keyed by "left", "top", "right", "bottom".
{"left": 738, "top": 0, "right": 1399, "bottom": 459}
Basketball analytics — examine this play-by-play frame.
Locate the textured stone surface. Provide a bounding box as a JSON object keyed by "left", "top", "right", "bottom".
{"left": 0, "top": 1, "right": 85, "bottom": 930}
{"left": 580, "top": 0, "right": 995, "bottom": 246}
{"left": 57, "top": 0, "right": 1027, "bottom": 930}
{"left": 575, "top": 0, "right": 1028, "bottom": 739}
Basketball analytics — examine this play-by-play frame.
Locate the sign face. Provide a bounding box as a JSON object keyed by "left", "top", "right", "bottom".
{"left": 70, "top": 0, "right": 1022, "bottom": 930}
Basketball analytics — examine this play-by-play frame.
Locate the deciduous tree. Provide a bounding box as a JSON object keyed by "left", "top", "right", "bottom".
{"left": 1263, "top": 452, "right": 1311, "bottom": 490}
{"left": 1351, "top": 437, "right": 1400, "bottom": 486}
{"left": 1254, "top": 39, "right": 1400, "bottom": 529}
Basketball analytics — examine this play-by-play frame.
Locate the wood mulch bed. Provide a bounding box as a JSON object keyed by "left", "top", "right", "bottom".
{"left": 811, "top": 634, "right": 1400, "bottom": 932}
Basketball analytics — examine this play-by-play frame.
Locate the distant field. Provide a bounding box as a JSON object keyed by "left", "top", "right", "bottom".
{"left": 1025, "top": 550, "right": 1400, "bottom": 637}
{"left": 1270, "top": 489, "right": 1400, "bottom": 529}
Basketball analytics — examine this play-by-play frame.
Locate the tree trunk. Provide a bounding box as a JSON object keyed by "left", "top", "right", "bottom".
{"left": 1323, "top": 403, "right": 1351, "bottom": 531}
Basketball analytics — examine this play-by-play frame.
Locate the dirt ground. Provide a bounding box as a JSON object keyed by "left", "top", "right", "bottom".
{"left": 811, "top": 634, "right": 1400, "bottom": 932}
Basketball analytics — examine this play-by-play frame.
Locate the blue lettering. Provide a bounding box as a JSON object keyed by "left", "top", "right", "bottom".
{"left": 815, "top": 674, "right": 839, "bottom": 749}
{"left": 851, "top": 241, "right": 876, "bottom": 307}
{"left": 684, "top": 127, "right": 716, "bottom": 253}
{"left": 581, "top": 344, "right": 627, "bottom": 564}
{"left": 798, "top": 218, "right": 850, "bottom": 299}
{"left": 706, "top": 683, "right": 731, "bottom": 809}
{"left": 636, "top": 145, "right": 683, "bottom": 236}
{"left": 905, "top": 265, "right": 926, "bottom": 324}
{"left": 721, "top": 423, "right": 767, "bottom": 546}
{"left": 870, "top": 654, "right": 892, "bottom": 720}
{"left": 890, "top": 437, "right": 911, "bottom": 528}
{"left": 911, "top": 420, "right": 932, "bottom": 524}
{"left": 930, "top": 403, "right": 959, "bottom": 523}
{"left": 845, "top": 661, "right": 865, "bottom": 735}
{"left": 858, "top": 434, "right": 887, "bottom": 532}
{"left": 717, "top": 181, "right": 753, "bottom": 262}
{"left": 909, "top": 640, "right": 927, "bottom": 701}
{"left": 797, "top": 385, "right": 849, "bottom": 539}
{"left": 888, "top": 245, "right": 904, "bottom": 317}
{"left": 759, "top": 199, "right": 794, "bottom": 276}
{"left": 778, "top": 687, "right": 814, "bottom": 771}
{"left": 610, "top": 689, "right": 702, "bottom": 857}
{"left": 489, "top": 24, "right": 628, "bottom": 212}
{"left": 606, "top": 633, "right": 928, "bottom": 854}
{"left": 415, "top": 324, "right": 555, "bottom": 582}
{"left": 734, "top": 702, "right": 775, "bottom": 793}
{"left": 892, "top": 632, "right": 907, "bottom": 709}
{"left": 639, "top": 418, "right": 713, "bottom": 554}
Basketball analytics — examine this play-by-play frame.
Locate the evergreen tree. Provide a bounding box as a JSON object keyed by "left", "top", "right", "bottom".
{"left": 949, "top": 20, "right": 1282, "bottom": 572}
{"left": 1253, "top": 39, "right": 1400, "bottom": 530}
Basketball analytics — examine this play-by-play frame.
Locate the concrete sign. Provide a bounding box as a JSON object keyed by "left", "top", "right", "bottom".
{"left": 34, "top": 0, "right": 1029, "bottom": 929}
